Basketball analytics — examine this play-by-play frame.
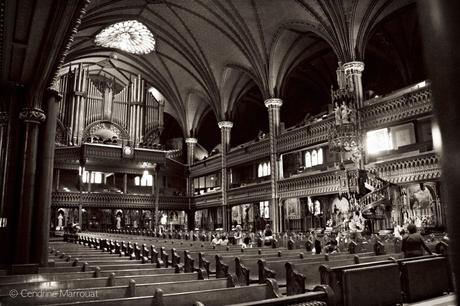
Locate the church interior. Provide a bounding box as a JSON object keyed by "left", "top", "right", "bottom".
{"left": 0, "top": 0, "right": 459, "bottom": 305}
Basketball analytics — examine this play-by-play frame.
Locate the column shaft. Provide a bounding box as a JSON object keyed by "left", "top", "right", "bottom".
{"left": 218, "top": 121, "right": 233, "bottom": 231}
{"left": 265, "top": 99, "right": 283, "bottom": 233}
{"left": 16, "top": 107, "right": 46, "bottom": 263}
{"left": 31, "top": 89, "right": 61, "bottom": 266}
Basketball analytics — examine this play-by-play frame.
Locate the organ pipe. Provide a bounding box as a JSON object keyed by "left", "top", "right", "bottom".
{"left": 57, "top": 68, "right": 163, "bottom": 147}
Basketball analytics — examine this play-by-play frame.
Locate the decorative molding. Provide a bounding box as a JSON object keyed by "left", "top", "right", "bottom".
{"left": 343, "top": 61, "right": 365, "bottom": 75}
{"left": 367, "top": 152, "right": 441, "bottom": 184}
{"left": 218, "top": 121, "right": 233, "bottom": 129}
{"left": 264, "top": 98, "right": 283, "bottom": 108}
{"left": 227, "top": 182, "right": 271, "bottom": 205}
{"left": 277, "top": 118, "right": 333, "bottom": 153}
{"left": 54, "top": 144, "right": 166, "bottom": 165}
{"left": 185, "top": 137, "right": 198, "bottom": 144}
{"left": 362, "top": 86, "right": 432, "bottom": 129}
{"left": 51, "top": 192, "right": 187, "bottom": 210}
{"left": 279, "top": 170, "right": 343, "bottom": 198}
{"left": 48, "top": 0, "right": 91, "bottom": 88}
{"left": 19, "top": 108, "right": 46, "bottom": 124}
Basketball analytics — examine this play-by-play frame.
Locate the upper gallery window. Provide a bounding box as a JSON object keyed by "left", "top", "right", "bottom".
{"left": 95, "top": 20, "right": 156, "bottom": 54}
{"left": 257, "top": 162, "right": 271, "bottom": 177}
{"left": 304, "top": 148, "right": 324, "bottom": 168}
{"left": 366, "top": 128, "right": 392, "bottom": 154}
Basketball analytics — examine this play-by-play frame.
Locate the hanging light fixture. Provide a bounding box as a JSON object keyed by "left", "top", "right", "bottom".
{"left": 95, "top": 20, "right": 156, "bottom": 54}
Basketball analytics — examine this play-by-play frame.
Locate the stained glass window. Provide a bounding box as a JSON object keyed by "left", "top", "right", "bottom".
{"left": 95, "top": 20, "right": 156, "bottom": 55}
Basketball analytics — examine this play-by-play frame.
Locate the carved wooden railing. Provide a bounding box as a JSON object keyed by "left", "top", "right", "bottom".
{"left": 55, "top": 143, "right": 167, "bottom": 164}
{"left": 366, "top": 151, "right": 440, "bottom": 184}
{"left": 277, "top": 117, "right": 334, "bottom": 154}
{"left": 51, "top": 191, "right": 188, "bottom": 210}
{"left": 194, "top": 192, "right": 222, "bottom": 208}
{"left": 362, "top": 85, "right": 432, "bottom": 129}
{"left": 227, "top": 181, "right": 271, "bottom": 205}
{"left": 279, "top": 170, "right": 344, "bottom": 198}
{"left": 358, "top": 183, "right": 390, "bottom": 218}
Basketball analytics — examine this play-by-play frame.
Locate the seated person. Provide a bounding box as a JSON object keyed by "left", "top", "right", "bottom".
{"left": 220, "top": 235, "right": 229, "bottom": 246}
{"left": 211, "top": 234, "right": 222, "bottom": 246}
{"left": 402, "top": 224, "right": 433, "bottom": 258}
{"left": 263, "top": 224, "right": 273, "bottom": 246}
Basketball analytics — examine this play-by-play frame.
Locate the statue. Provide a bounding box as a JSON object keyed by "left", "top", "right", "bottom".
{"left": 57, "top": 213, "right": 64, "bottom": 230}
{"left": 116, "top": 215, "right": 122, "bottom": 229}
{"left": 334, "top": 102, "right": 341, "bottom": 125}
{"left": 341, "top": 101, "right": 352, "bottom": 124}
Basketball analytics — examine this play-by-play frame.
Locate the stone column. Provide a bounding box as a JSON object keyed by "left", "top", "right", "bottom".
{"left": 418, "top": 0, "right": 460, "bottom": 294}
{"left": 264, "top": 98, "right": 283, "bottom": 233}
{"left": 31, "top": 88, "right": 62, "bottom": 266}
{"left": 218, "top": 121, "right": 233, "bottom": 231}
{"left": 16, "top": 107, "right": 46, "bottom": 263}
{"left": 343, "top": 61, "right": 365, "bottom": 168}
{"left": 187, "top": 209, "right": 195, "bottom": 231}
{"left": 185, "top": 137, "right": 197, "bottom": 165}
{"left": 343, "top": 61, "right": 365, "bottom": 108}
{"left": 123, "top": 173, "right": 128, "bottom": 193}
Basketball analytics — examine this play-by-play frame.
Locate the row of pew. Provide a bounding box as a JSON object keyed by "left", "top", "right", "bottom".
{"left": 0, "top": 232, "right": 453, "bottom": 306}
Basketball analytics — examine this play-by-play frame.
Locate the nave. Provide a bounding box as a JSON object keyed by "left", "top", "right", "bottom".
{"left": 0, "top": 231, "right": 454, "bottom": 305}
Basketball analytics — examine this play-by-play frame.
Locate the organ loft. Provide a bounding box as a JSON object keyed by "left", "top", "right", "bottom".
{"left": 0, "top": 1, "right": 459, "bottom": 305}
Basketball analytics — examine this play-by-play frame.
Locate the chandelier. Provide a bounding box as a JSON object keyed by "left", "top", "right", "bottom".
{"left": 95, "top": 20, "right": 156, "bottom": 55}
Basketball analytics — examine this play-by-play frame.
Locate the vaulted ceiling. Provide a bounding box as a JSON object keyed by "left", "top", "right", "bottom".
{"left": 2, "top": 0, "right": 424, "bottom": 149}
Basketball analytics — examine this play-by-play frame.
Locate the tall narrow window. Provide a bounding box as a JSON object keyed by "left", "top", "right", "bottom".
{"left": 311, "top": 150, "right": 318, "bottom": 166}
{"left": 305, "top": 152, "right": 312, "bottom": 168}
{"left": 263, "top": 163, "right": 268, "bottom": 176}
{"left": 258, "top": 164, "right": 263, "bottom": 177}
{"left": 317, "top": 148, "right": 323, "bottom": 165}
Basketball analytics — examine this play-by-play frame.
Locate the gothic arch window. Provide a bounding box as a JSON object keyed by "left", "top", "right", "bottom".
{"left": 305, "top": 152, "right": 312, "bottom": 168}
{"left": 312, "top": 150, "right": 318, "bottom": 166}
{"left": 318, "top": 148, "right": 323, "bottom": 164}
{"left": 304, "top": 147, "right": 324, "bottom": 168}
{"left": 258, "top": 162, "right": 271, "bottom": 177}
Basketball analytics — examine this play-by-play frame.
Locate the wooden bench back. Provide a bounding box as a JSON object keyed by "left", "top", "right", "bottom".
{"left": 341, "top": 263, "right": 401, "bottom": 306}
{"left": 400, "top": 256, "right": 453, "bottom": 302}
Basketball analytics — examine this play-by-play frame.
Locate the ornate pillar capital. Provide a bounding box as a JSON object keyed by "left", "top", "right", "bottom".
{"left": 19, "top": 108, "right": 46, "bottom": 124}
{"left": 185, "top": 137, "right": 198, "bottom": 144}
{"left": 218, "top": 121, "right": 233, "bottom": 129}
{"left": 46, "top": 86, "right": 63, "bottom": 101}
{"left": 343, "top": 61, "right": 365, "bottom": 75}
{"left": 264, "top": 98, "right": 283, "bottom": 108}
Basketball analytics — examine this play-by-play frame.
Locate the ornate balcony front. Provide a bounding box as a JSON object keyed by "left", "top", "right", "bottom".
{"left": 51, "top": 191, "right": 188, "bottom": 210}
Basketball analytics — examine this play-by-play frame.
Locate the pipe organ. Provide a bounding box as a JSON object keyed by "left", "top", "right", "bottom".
{"left": 57, "top": 65, "right": 164, "bottom": 148}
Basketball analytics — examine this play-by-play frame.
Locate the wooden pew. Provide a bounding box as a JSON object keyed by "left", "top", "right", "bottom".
{"left": 224, "top": 285, "right": 334, "bottom": 306}
{"left": 341, "top": 263, "right": 402, "bottom": 306}
{"left": 319, "top": 254, "right": 442, "bottom": 305}
{"left": 400, "top": 256, "right": 453, "bottom": 303}
{"left": 0, "top": 267, "right": 177, "bottom": 285}
{"left": 44, "top": 278, "right": 281, "bottom": 306}
{"left": 234, "top": 253, "right": 307, "bottom": 285}
{"left": 0, "top": 274, "right": 229, "bottom": 305}
{"left": 258, "top": 253, "right": 373, "bottom": 289}
{"left": 215, "top": 251, "right": 303, "bottom": 279}
{"left": 0, "top": 270, "right": 206, "bottom": 296}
